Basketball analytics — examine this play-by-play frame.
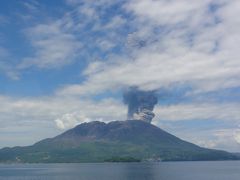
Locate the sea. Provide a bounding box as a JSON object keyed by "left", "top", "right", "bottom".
{"left": 0, "top": 161, "right": 239, "bottom": 180}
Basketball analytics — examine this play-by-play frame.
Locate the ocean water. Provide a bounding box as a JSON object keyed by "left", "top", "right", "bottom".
{"left": 0, "top": 161, "right": 240, "bottom": 180}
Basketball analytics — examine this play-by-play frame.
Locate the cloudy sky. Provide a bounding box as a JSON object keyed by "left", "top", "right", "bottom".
{"left": 0, "top": 0, "right": 240, "bottom": 152}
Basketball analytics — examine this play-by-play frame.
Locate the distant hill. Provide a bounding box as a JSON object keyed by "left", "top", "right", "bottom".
{"left": 0, "top": 120, "right": 239, "bottom": 163}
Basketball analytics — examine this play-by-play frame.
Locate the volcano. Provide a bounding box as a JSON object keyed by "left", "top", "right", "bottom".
{"left": 0, "top": 120, "right": 239, "bottom": 163}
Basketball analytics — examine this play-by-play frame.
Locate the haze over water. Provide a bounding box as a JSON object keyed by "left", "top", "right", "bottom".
{"left": 1, "top": 161, "right": 240, "bottom": 180}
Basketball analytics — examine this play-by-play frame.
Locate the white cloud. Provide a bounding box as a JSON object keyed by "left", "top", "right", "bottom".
{"left": 18, "top": 0, "right": 127, "bottom": 70}
{"left": 212, "top": 129, "right": 240, "bottom": 151}
{"left": 154, "top": 103, "right": 240, "bottom": 122}
{"left": 125, "top": 0, "right": 211, "bottom": 25}
{"left": 0, "top": 93, "right": 124, "bottom": 146}
{"left": 161, "top": 127, "right": 240, "bottom": 152}
{"left": 1, "top": 92, "right": 240, "bottom": 148}
{"left": 57, "top": 0, "right": 240, "bottom": 96}
{"left": 55, "top": 113, "right": 88, "bottom": 130}
{"left": 197, "top": 140, "right": 218, "bottom": 149}
{"left": 55, "top": 112, "right": 106, "bottom": 130}
{"left": 234, "top": 132, "right": 240, "bottom": 144}
{"left": 1, "top": 95, "right": 239, "bottom": 130}
{"left": 0, "top": 95, "right": 125, "bottom": 130}
{"left": 19, "top": 22, "right": 82, "bottom": 69}
{"left": 58, "top": 51, "right": 240, "bottom": 96}
{"left": 0, "top": 47, "right": 19, "bottom": 80}
{"left": 1, "top": 0, "right": 240, "bottom": 152}
{"left": 104, "top": 15, "right": 127, "bottom": 29}
{"left": 22, "top": 0, "right": 39, "bottom": 12}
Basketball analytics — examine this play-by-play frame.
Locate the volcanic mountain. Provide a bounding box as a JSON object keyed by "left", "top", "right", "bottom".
{"left": 0, "top": 120, "right": 239, "bottom": 163}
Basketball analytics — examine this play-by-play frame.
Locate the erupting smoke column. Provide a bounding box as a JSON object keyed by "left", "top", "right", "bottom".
{"left": 123, "top": 87, "right": 158, "bottom": 123}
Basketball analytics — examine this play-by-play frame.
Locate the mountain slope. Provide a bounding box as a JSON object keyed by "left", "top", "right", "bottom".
{"left": 0, "top": 120, "right": 238, "bottom": 163}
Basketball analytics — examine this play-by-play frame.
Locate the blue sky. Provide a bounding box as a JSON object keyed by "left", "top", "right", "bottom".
{"left": 0, "top": 0, "right": 240, "bottom": 152}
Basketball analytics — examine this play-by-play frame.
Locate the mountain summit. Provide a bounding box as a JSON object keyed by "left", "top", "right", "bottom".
{"left": 0, "top": 120, "right": 239, "bottom": 163}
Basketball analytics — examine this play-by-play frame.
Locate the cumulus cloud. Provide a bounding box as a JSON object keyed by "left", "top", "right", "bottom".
{"left": 1, "top": 0, "right": 240, "bottom": 151}
{"left": 1, "top": 95, "right": 239, "bottom": 127}
{"left": 0, "top": 95, "right": 125, "bottom": 130}
{"left": 55, "top": 113, "right": 88, "bottom": 130}
{"left": 0, "top": 95, "right": 239, "bottom": 150}
{"left": 1, "top": 95, "right": 125, "bottom": 147}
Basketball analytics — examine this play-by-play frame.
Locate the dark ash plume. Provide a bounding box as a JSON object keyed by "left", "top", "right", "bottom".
{"left": 123, "top": 87, "right": 158, "bottom": 123}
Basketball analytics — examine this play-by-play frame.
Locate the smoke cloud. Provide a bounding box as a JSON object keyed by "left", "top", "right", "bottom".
{"left": 123, "top": 87, "right": 158, "bottom": 123}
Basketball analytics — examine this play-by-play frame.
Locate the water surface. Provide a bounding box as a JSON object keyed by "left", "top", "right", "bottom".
{"left": 0, "top": 161, "right": 240, "bottom": 180}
